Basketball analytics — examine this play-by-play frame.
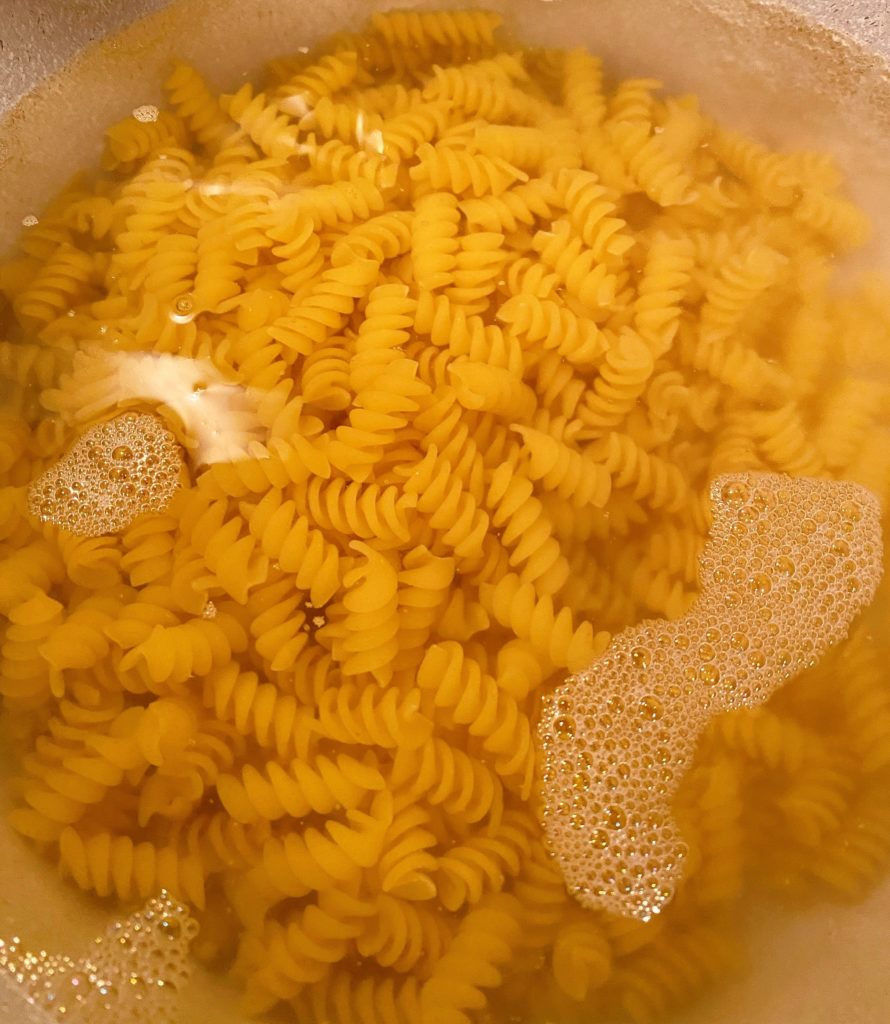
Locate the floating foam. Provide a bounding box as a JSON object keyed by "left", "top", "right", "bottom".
{"left": 27, "top": 411, "right": 182, "bottom": 537}
{"left": 537, "top": 473, "right": 884, "bottom": 920}
{"left": 0, "top": 891, "right": 197, "bottom": 1023}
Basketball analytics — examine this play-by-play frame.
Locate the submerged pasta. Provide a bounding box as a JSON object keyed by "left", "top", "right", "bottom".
{"left": 1, "top": 7, "right": 890, "bottom": 1023}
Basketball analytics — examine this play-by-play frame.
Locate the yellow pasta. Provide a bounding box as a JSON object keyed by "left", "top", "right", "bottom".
{"left": 1, "top": 8, "right": 890, "bottom": 1024}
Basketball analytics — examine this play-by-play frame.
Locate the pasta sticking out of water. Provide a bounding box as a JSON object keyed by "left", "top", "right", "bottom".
{"left": 537, "top": 473, "right": 883, "bottom": 921}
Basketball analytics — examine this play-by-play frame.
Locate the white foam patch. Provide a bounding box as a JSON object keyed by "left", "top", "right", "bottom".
{"left": 537, "top": 472, "right": 884, "bottom": 920}
{"left": 27, "top": 411, "right": 182, "bottom": 536}
{"left": 0, "top": 892, "right": 198, "bottom": 1023}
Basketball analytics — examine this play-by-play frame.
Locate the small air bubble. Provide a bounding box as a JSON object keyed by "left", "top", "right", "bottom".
{"left": 132, "top": 104, "right": 159, "bottom": 122}
{"left": 631, "top": 646, "right": 651, "bottom": 670}
{"left": 720, "top": 481, "right": 748, "bottom": 504}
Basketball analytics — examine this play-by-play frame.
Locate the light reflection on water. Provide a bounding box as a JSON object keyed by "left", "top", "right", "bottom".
{"left": 43, "top": 349, "right": 266, "bottom": 466}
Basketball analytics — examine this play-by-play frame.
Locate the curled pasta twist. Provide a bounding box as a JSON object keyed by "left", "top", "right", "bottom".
{"left": 512, "top": 425, "right": 611, "bottom": 508}
{"left": 675, "top": 761, "right": 745, "bottom": 906}
{"left": 562, "top": 49, "right": 606, "bottom": 131}
{"left": 261, "top": 790, "right": 393, "bottom": 898}
{"left": 301, "top": 95, "right": 380, "bottom": 144}
{"left": 435, "top": 812, "right": 534, "bottom": 910}
{"left": 391, "top": 736, "right": 503, "bottom": 825}
{"left": 291, "top": 970, "right": 421, "bottom": 1024}
{"left": 446, "top": 231, "right": 508, "bottom": 309}
{"left": 395, "top": 545, "right": 456, "bottom": 669}
{"left": 411, "top": 191, "right": 460, "bottom": 291}
{"left": 399, "top": 444, "right": 489, "bottom": 561}
{"left": 217, "top": 751, "right": 385, "bottom": 824}
{"left": 836, "top": 631, "right": 890, "bottom": 773}
{"left": 245, "top": 578, "right": 310, "bottom": 674}
{"left": 533, "top": 219, "right": 617, "bottom": 309}
{"left": 203, "top": 663, "right": 318, "bottom": 760}
{"left": 293, "top": 476, "right": 415, "bottom": 544}
{"left": 577, "top": 329, "right": 655, "bottom": 433}
{"left": 410, "top": 142, "right": 528, "bottom": 198}
{"left": 369, "top": 9, "right": 503, "bottom": 63}
{"left": 813, "top": 377, "right": 887, "bottom": 473}
{"left": 699, "top": 243, "right": 788, "bottom": 345}
{"left": 375, "top": 802, "right": 439, "bottom": 900}
{"left": 552, "top": 917, "right": 612, "bottom": 1001}
{"left": 0, "top": 592, "right": 64, "bottom": 706}
{"left": 589, "top": 432, "right": 689, "bottom": 512}
{"left": 102, "top": 110, "right": 188, "bottom": 170}
{"left": 357, "top": 895, "right": 452, "bottom": 973}
{"left": 634, "top": 235, "right": 695, "bottom": 354}
{"left": 379, "top": 102, "right": 453, "bottom": 159}
{"left": 222, "top": 83, "right": 299, "bottom": 159}
{"left": 323, "top": 541, "right": 400, "bottom": 685}
{"left": 276, "top": 51, "right": 360, "bottom": 109}
{"left": 450, "top": 360, "right": 535, "bottom": 420}
{"left": 181, "top": 497, "right": 269, "bottom": 602}
{"left": 480, "top": 573, "right": 605, "bottom": 672}
{"left": 707, "top": 708, "right": 819, "bottom": 774}
{"left": 683, "top": 328, "right": 792, "bottom": 402}
{"left": 269, "top": 257, "right": 379, "bottom": 357}
{"left": 315, "top": 682, "right": 432, "bottom": 750}
{"left": 709, "top": 126, "right": 798, "bottom": 205}
{"left": 306, "top": 136, "right": 395, "bottom": 186}
{"left": 556, "top": 168, "right": 634, "bottom": 262}
{"left": 807, "top": 781, "right": 890, "bottom": 899}
{"left": 331, "top": 210, "right": 413, "bottom": 267}
{"left": 274, "top": 177, "right": 385, "bottom": 230}
{"left": 417, "top": 642, "right": 534, "bottom": 793}
{"left": 775, "top": 752, "right": 857, "bottom": 848}
{"left": 460, "top": 177, "right": 560, "bottom": 234}
{"left": 484, "top": 459, "right": 569, "bottom": 594}
{"left": 267, "top": 212, "right": 324, "bottom": 293}
{"left": 471, "top": 125, "right": 549, "bottom": 171}
{"left": 613, "top": 921, "right": 738, "bottom": 1024}
{"left": 495, "top": 290, "right": 602, "bottom": 366}
{"left": 419, "top": 894, "right": 522, "bottom": 1024}
{"left": 793, "top": 188, "right": 871, "bottom": 250}
{"left": 608, "top": 76, "right": 662, "bottom": 123}
{"left": 117, "top": 615, "right": 247, "bottom": 691}
{"left": 12, "top": 245, "right": 97, "bottom": 327}
{"left": 164, "top": 61, "right": 230, "bottom": 150}
{"left": 607, "top": 120, "right": 694, "bottom": 207}
{"left": 296, "top": 339, "right": 352, "bottom": 413}
{"left": 245, "top": 490, "right": 342, "bottom": 606}
{"left": 59, "top": 826, "right": 207, "bottom": 908}
{"left": 743, "top": 402, "right": 826, "bottom": 476}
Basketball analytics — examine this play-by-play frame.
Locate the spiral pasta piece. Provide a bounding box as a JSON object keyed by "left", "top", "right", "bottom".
{"left": 418, "top": 642, "right": 534, "bottom": 793}
{"left": 164, "top": 61, "right": 231, "bottom": 150}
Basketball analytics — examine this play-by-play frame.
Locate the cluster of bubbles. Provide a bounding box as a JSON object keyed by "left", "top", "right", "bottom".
{"left": 131, "top": 105, "right": 159, "bottom": 123}
{"left": 0, "top": 892, "right": 198, "bottom": 1023}
{"left": 537, "top": 472, "right": 883, "bottom": 921}
{"left": 27, "top": 412, "right": 183, "bottom": 537}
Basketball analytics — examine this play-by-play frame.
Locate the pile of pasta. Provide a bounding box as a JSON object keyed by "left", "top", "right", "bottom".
{"left": 2, "top": 8, "right": 890, "bottom": 1023}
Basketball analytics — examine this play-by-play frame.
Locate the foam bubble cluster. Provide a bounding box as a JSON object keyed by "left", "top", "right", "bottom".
{"left": 0, "top": 891, "right": 198, "bottom": 1023}
{"left": 27, "top": 412, "right": 183, "bottom": 536}
{"left": 537, "top": 473, "right": 883, "bottom": 921}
